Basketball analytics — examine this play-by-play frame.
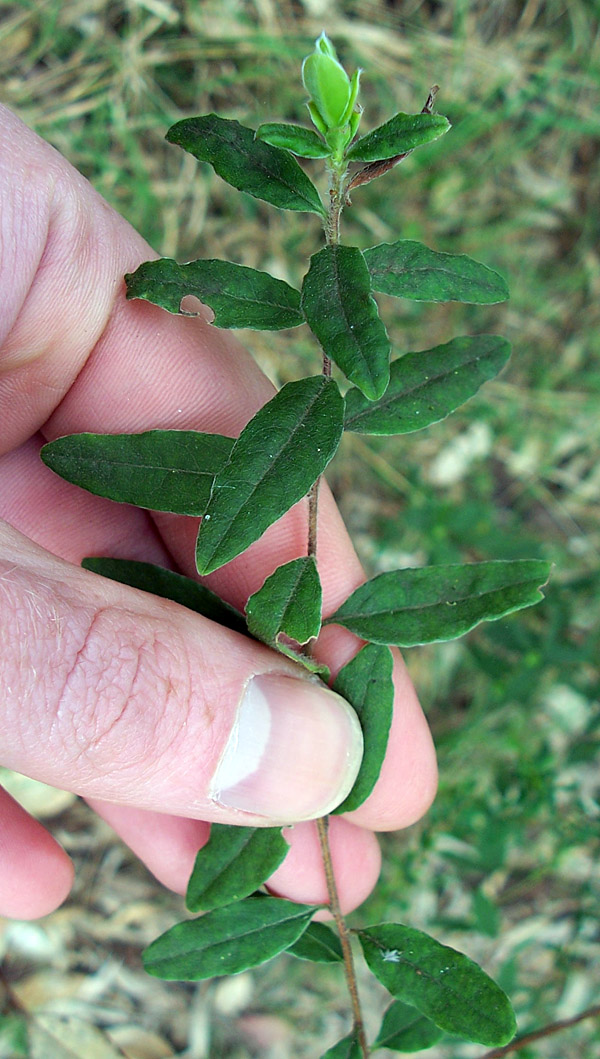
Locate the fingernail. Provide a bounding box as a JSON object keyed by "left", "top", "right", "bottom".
{"left": 209, "top": 673, "right": 363, "bottom": 821}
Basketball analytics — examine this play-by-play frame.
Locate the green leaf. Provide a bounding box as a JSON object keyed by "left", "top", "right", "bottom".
{"left": 320, "top": 1032, "right": 362, "bottom": 1059}
{"left": 344, "top": 335, "right": 511, "bottom": 435}
{"left": 246, "top": 557, "right": 322, "bottom": 646}
{"left": 346, "top": 112, "right": 450, "bottom": 161}
{"left": 286, "top": 922, "right": 343, "bottom": 963}
{"left": 272, "top": 642, "right": 331, "bottom": 680}
{"left": 143, "top": 895, "right": 316, "bottom": 980}
{"left": 301, "top": 246, "right": 390, "bottom": 400}
{"left": 325, "top": 560, "right": 552, "bottom": 646}
{"left": 186, "top": 824, "right": 289, "bottom": 912}
{"left": 255, "top": 122, "right": 330, "bottom": 158}
{"left": 125, "top": 258, "right": 303, "bottom": 330}
{"left": 41, "top": 430, "right": 233, "bottom": 516}
{"left": 373, "top": 1000, "right": 444, "bottom": 1051}
{"left": 81, "top": 558, "right": 247, "bottom": 635}
{"left": 166, "top": 115, "right": 326, "bottom": 217}
{"left": 195, "top": 376, "right": 344, "bottom": 574}
{"left": 358, "top": 923, "right": 516, "bottom": 1046}
{"left": 332, "top": 644, "right": 394, "bottom": 813}
{"left": 364, "top": 240, "right": 509, "bottom": 303}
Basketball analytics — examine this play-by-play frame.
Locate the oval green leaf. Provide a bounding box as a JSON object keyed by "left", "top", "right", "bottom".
{"left": 326, "top": 560, "right": 552, "bottom": 646}
{"left": 81, "top": 558, "right": 247, "bottom": 635}
{"left": 320, "top": 1033, "right": 362, "bottom": 1058}
{"left": 255, "top": 122, "right": 331, "bottom": 158}
{"left": 186, "top": 825, "right": 289, "bottom": 912}
{"left": 246, "top": 557, "right": 322, "bottom": 646}
{"left": 346, "top": 112, "right": 450, "bottom": 161}
{"left": 363, "top": 239, "right": 509, "bottom": 303}
{"left": 195, "top": 376, "right": 344, "bottom": 575}
{"left": 344, "top": 335, "right": 511, "bottom": 435}
{"left": 143, "top": 895, "right": 316, "bottom": 980}
{"left": 41, "top": 430, "right": 234, "bottom": 516}
{"left": 286, "top": 922, "right": 343, "bottom": 963}
{"left": 358, "top": 923, "right": 516, "bottom": 1046}
{"left": 332, "top": 644, "right": 394, "bottom": 813}
{"left": 125, "top": 258, "right": 303, "bottom": 331}
{"left": 301, "top": 246, "right": 390, "bottom": 400}
{"left": 374, "top": 1000, "right": 444, "bottom": 1052}
{"left": 166, "top": 114, "right": 326, "bottom": 217}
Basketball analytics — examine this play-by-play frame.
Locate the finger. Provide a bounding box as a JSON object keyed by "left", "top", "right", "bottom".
{"left": 0, "top": 785, "right": 74, "bottom": 919}
{"left": 0, "top": 520, "right": 363, "bottom": 827}
{"left": 0, "top": 104, "right": 437, "bottom": 834}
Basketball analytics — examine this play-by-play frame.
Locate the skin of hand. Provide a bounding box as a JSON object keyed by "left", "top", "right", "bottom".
{"left": 0, "top": 103, "right": 437, "bottom": 921}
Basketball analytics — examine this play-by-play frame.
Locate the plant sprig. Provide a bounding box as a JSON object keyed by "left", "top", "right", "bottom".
{"left": 41, "top": 31, "right": 551, "bottom": 1057}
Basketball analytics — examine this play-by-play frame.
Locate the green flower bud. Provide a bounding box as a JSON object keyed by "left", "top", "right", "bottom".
{"left": 302, "top": 32, "right": 352, "bottom": 130}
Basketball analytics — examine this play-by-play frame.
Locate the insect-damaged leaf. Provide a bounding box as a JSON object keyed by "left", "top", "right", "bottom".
{"left": 255, "top": 122, "right": 331, "bottom": 158}
{"left": 246, "top": 557, "right": 322, "bottom": 646}
{"left": 143, "top": 895, "right": 316, "bottom": 980}
{"left": 325, "top": 560, "right": 552, "bottom": 646}
{"left": 301, "top": 246, "right": 390, "bottom": 400}
{"left": 41, "top": 430, "right": 233, "bottom": 516}
{"left": 286, "top": 922, "right": 343, "bottom": 963}
{"left": 332, "top": 644, "right": 394, "bottom": 813}
{"left": 373, "top": 1000, "right": 443, "bottom": 1052}
{"left": 358, "top": 923, "right": 516, "bottom": 1046}
{"left": 166, "top": 114, "right": 326, "bottom": 217}
{"left": 344, "top": 335, "right": 511, "bottom": 435}
{"left": 195, "top": 376, "right": 344, "bottom": 575}
{"left": 363, "top": 240, "right": 509, "bottom": 304}
{"left": 346, "top": 111, "right": 450, "bottom": 161}
{"left": 125, "top": 258, "right": 303, "bottom": 331}
{"left": 81, "top": 558, "right": 247, "bottom": 635}
{"left": 186, "top": 825, "right": 289, "bottom": 913}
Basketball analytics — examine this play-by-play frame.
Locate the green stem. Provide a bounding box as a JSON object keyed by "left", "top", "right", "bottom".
{"left": 309, "top": 160, "right": 370, "bottom": 1058}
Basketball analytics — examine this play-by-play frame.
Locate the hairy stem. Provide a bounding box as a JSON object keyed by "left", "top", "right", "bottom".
{"left": 309, "top": 161, "right": 369, "bottom": 1057}
{"left": 316, "top": 817, "right": 369, "bottom": 1057}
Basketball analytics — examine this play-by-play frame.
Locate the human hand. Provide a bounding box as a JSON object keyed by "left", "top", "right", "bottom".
{"left": 0, "top": 104, "right": 437, "bottom": 921}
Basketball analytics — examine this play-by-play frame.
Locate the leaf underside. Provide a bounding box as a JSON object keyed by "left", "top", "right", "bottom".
{"left": 185, "top": 824, "right": 289, "bottom": 912}
{"left": 143, "top": 895, "right": 316, "bottom": 980}
{"left": 81, "top": 558, "right": 247, "bottom": 635}
{"left": 195, "top": 376, "right": 344, "bottom": 574}
{"left": 125, "top": 257, "right": 303, "bottom": 330}
{"left": 359, "top": 923, "right": 516, "bottom": 1046}
{"left": 326, "top": 560, "right": 552, "bottom": 646}
{"left": 245, "top": 556, "right": 323, "bottom": 646}
{"left": 344, "top": 335, "right": 511, "bottom": 435}
{"left": 301, "top": 245, "right": 390, "bottom": 400}
{"left": 41, "top": 430, "right": 234, "bottom": 516}
{"left": 363, "top": 239, "right": 509, "bottom": 303}
{"left": 332, "top": 644, "right": 394, "bottom": 813}
{"left": 166, "top": 114, "right": 326, "bottom": 216}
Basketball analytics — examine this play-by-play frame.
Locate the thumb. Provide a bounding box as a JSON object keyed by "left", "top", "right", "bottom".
{"left": 0, "top": 521, "right": 363, "bottom": 825}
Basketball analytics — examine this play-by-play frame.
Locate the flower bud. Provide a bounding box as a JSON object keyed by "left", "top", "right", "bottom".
{"left": 302, "top": 32, "right": 352, "bottom": 130}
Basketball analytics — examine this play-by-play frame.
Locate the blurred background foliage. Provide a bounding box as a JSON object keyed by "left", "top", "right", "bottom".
{"left": 0, "top": 0, "right": 599, "bottom": 1056}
